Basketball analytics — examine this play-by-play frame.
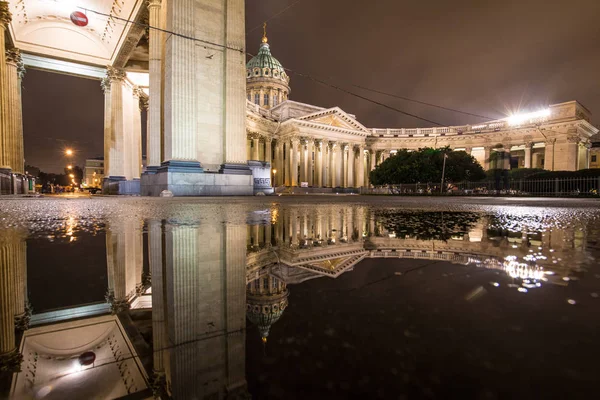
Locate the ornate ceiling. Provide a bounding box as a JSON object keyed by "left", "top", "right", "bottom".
{"left": 6, "top": 0, "right": 145, "bottom": 66}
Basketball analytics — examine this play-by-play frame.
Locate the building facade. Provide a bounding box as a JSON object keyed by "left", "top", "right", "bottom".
{"left": 244, "top": 34, "right": 599, "bottom": 190}
{"left": 83, "top": 157, "right": 105, "bottom": 188}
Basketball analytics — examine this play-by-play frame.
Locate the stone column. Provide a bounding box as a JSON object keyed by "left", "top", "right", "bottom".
{"left": 265, "top": 137, "right": 272, "bottom": 165}
{"left": 315, "top": 140, "right": 322, "bottom": 187}
{"left": 290, "top": 138, "right": 299, "bottom": 186}
{"left": 275, "top": 140, "right": 283, "bottom": 186}
{"left": 0, "top": 2, "right": 10, "bottom": 170}
{"left": 307, "top": 139, "right": 314, "bottom": 186}
{"left": 299, "top": 139, "right": 307, "bottom": 184}
{"left": 341, "top": 144, "right": 348, "bottom": 188}
{"left": 322, "top": 140, "right": 329, "bottom": 187}
{"left": 284, "top": 141, "right": 290, "bottom": 186}
{"left": 335, "top": 144, "right": 343, "bottom": 188}
{"left": 130, "top": 88, "right": 144, "bottom": 179}
{"left": 524, "top": 142, "right": 532, "bottom": 169}
{"left": 252, "top": 137, "right": 259, "bottom": 160}
{"left": 347, "top": 146, "right": 354, "bottom": 188}
{"left": 163, "top": 0, "right": 197, "bottom": 163}
{"left": 563, "top": 134, "right": 579, "bottom": 171}
{"left": 483, "top": 146, "right": 491, "bottom": 170}
{"left": 357, "top": 146, "right": 365, "bottom": 188}
{"left": 329, "top": 142, "right": 337, "bottom": 188}
{"left": 3, "top": 48, "right": 25, "bottom": 175}
{"left": 103, "top": 67, "right": 127, "bottom": 179}
{"left": 146, "top": 0, "right": 162, "bottom": 169}
{"left": 544, "top": 139, "right": 556, "bottom": 171}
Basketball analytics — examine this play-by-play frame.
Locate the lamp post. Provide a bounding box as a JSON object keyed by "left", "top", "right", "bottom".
{"left": 440, "top": 153, "right": 448, "bottom": 193}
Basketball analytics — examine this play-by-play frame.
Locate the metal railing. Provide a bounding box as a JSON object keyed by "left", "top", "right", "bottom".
{"left": 363, "top": 177, "right": 600, "bottom": 197}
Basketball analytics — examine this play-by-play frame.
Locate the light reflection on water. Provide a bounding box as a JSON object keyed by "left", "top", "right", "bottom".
{"left": 0, "top": 199, "right": 599, "bottom": 399}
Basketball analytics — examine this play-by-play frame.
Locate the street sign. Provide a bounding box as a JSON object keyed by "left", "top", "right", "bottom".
{"left": 70, "top": 11, "right": 88, "bottom": 27}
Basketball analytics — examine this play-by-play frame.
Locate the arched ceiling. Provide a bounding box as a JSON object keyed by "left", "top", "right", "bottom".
{"left": 6, "top": 0, "right": 145, "bottom": 66}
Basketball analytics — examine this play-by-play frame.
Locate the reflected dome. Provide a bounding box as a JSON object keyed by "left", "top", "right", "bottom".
{"left": 246, "top": 274, "right": 289, "bottom": 341}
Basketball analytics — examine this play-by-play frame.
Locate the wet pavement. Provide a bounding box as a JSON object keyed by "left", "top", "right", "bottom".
{"left": 0, "top": 196, "right": 599, "bottom": 399}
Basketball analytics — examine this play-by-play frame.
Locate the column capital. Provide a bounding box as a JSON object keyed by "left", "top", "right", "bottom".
{"left": 139, "top": 95, "right": 149, "bottom": 111}
{"left": 101, "top": 77, "right": 111, "bottom": 93}
{"left": 132, "top": 85, "right": 143, "bottom": 98}
{"left": 525, "top": 141, "right": 533, "bottom": 148}
{"left": 545, "top": 138, "right": 556, "bottom": 145}
{"left": 6, "top": 48, "right": 25, "bottom": 79}
{"left": 566, "top": 135, "right": 580, "bottom": 144}
{"left": 328, "top": 141, "right": 337, "bottom": 149}
{"left": 106, "top": 66, "right": 127, "bottom": 82}
{"left": 147, "top": 0, "right": 162, "bottom": 8}
{"left": 0, "top": 1, "right": 12, "bottom": 27}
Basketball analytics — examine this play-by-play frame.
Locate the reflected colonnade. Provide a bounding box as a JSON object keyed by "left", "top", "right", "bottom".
{"left": 0, "top": 204, "right": 595, "bottom": 398}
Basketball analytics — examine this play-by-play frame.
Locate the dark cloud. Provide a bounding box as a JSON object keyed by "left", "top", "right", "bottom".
{"left": 23, "top": 0, "right": 600, "bottom": 172}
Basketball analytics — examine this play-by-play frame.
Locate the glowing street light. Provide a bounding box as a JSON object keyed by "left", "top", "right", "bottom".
{"left": 69, "top": 174, "right": 74, "bottom": 178}
{"left": 67, "top": 165, "right": 73, "bottom": 169}
{"left": 506, "top": 109, "right": 550, "bottom": 126}
{"left": 65, "top": 149, "right": 73, "bottom": 156}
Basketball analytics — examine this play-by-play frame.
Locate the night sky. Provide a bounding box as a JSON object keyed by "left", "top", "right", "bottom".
{"left": 22, "top": 0, "right": 600, "bottom": 173}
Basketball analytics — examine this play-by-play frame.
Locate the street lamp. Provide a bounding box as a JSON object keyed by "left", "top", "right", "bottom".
{"left": 67, "top": 165, "right": 73, "bottom": 169}
{"left": 65, "top": 149, "right": 73, "bottom": 156}
{"left": 69, "top": 174, "right": 74, "bottom": 178}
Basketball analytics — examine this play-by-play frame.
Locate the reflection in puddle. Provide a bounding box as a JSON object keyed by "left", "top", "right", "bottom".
{"left": 1, "top": 201, "right": 599, "bottom": 398}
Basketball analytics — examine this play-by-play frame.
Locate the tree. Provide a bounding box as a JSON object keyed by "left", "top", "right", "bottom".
{"left": 369, "top": 147, "right": 485, "bottom": 185}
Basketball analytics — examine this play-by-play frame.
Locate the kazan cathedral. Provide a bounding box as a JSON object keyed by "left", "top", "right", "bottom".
{"left": 245, "top": 31, "right": 598, "bottom": 193}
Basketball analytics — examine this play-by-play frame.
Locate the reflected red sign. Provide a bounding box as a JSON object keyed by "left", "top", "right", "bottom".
{"left": 70, "top": 11, "right": 88, "bottom": 27}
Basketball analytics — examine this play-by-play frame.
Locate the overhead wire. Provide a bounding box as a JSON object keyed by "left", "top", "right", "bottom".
{"left": 246, "top": 0, "right": 306, "bottom": 34}
{"left": 351, "top": 84, "right": 497, "bottom": 120}
{"left": 79, "top": 7, "right": 492, "bottom": 127}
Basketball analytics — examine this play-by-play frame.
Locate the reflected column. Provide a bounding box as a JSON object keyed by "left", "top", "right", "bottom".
{"left": 148, "top": 219, "right": 167, "bottom": 390}
{"left": 162, "top": 220, "right": 248, "bottom": 398}
{"left": 0, "top": 229, "right": 26, "bottom": 372}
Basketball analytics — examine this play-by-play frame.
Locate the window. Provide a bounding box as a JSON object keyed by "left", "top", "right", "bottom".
{"left": 592, "top": 155, "right": 597, "bottom": 163}
{"left": 263, "top": 278, "right": 269, "bottom": 290}
{"left": 264, "top": 94, "right": 269, "bottom": 106}
{"left": 254, "top": 93, "right": 259, "bottom": 105}
{"left": 247, "top": 94, "right": 251, "bottom": 101}
{"left": 273, "top": 95, "right": 278, "bottom": 107}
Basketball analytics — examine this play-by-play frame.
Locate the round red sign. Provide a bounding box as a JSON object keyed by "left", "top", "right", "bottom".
{"left": 70, "top": 11, "right": 88, "bottom": 27}
{"left": 78, "top": 351, "right": 96, "bottom": 366}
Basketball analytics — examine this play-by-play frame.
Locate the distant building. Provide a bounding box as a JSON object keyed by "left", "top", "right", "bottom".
{"left": 590, "top": 143, "right": 600, "bottom": 169}
{"left": 84, "top": 156, "right": 147, "bottom": 188}
{"left": 84, "top": 157, "right": 104, "bottom": 188}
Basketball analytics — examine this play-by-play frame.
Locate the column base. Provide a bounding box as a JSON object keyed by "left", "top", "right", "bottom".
{"left": 248, "top": 161, "right": 274, "bottom": 195}
{"left": 0, "top": 168, "right": 13, "bottom": 195}
{"left": 219, "top": 162, "right": 252, "bottom": 175}
{"left": 144, "top": 165, "right": 160, "bottom": 175}
{"left": 102, "top": 176, "right": 140, "bottom": 195}
{"left": 140, "top": 161, "right": 253, "bottom": 196}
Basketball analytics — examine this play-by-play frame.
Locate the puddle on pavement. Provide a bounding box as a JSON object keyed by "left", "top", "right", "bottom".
{"left": 1, "top": 198, "right": 599, "bottom": 399}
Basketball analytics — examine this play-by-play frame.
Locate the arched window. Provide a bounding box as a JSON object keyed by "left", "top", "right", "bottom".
{"left": 264, "top": 94, "right": 269, "bottom": 106}
{"left": 254, "top": 93, "right": 260, "bottom": 105}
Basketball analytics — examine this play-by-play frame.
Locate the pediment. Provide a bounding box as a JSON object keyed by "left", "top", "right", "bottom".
{"left": 297, "top": 107, "right": 370, "bottom": 133}
{"left": 290, "top": 252, "right": 367, "bottom": 278}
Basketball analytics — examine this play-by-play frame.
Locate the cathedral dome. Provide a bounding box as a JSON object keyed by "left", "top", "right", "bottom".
{"left": 246, "top": 42, "right": 290, "bottom": 84}
{"left": 246, "top": 24, "right": 290, "bottom": 108}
